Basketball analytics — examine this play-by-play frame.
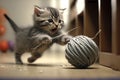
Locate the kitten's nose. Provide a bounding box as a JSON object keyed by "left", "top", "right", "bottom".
{"left": 56, "top": 25, "right": 58, "bottom": 28}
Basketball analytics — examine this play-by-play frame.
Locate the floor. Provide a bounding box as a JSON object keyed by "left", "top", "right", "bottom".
{"left": 0, "top": 52, "right": 120, "bottom": 80}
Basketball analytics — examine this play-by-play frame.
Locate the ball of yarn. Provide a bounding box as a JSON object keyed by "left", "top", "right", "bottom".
{"left": 65, "top": 35, "right": 99, "bottom": 68}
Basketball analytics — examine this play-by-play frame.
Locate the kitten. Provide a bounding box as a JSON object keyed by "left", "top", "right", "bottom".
{"left": 4, "top": 6, "right": 72, "bottom": 64}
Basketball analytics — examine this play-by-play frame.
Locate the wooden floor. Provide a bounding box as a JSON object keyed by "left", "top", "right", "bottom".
{"left": 0, "top": 52, "right": 120, "bottom": 80}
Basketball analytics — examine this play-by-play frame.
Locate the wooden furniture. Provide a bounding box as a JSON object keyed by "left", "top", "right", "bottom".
{"left": 84, "top": 0, "right": 99, "bottom": 45}
{"left": 84, "top": 0, "right": 120, "bottom": 70}
{"left": 99, "top": 0, "right": 120, "bottom": 71}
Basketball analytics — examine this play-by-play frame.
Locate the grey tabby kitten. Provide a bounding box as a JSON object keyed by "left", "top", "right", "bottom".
{"left": 4, "top": 6, "right": 72, "bottom": 64}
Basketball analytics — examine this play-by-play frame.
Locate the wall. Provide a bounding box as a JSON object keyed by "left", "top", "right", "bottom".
{"left": 0, "top": 0, "right": 40, "bottom": 41}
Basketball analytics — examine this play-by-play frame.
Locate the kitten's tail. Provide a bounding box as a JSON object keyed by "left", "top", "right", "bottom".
{"left": 4, "top": 14, "right": 20, "bottom": 32}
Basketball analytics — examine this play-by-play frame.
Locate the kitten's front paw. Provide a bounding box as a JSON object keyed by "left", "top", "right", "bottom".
{"left": 62, "top": 35, "right": 72, "bottom": 44}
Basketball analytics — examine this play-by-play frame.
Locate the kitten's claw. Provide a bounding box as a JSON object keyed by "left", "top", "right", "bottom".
{"left": 65, "top": 37, "right": 71, "bottom": 42}
{"left": 62, "top": 35, "right": 72, "bottom": 44}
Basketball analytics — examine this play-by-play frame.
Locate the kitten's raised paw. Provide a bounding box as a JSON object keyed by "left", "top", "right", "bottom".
{"left": 62, "top": 35, "right": 72, "bottom": 44}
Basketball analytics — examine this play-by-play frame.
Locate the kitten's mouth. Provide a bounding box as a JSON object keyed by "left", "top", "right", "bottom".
{"left": 51, "top": 28, "right": 58, "bottom": 33}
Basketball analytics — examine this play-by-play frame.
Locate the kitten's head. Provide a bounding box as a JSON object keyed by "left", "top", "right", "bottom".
{"left": 34, "top": 6, "right": 65, "bottom": 34}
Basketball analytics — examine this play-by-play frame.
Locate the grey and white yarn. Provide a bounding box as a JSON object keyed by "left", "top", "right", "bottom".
{"left": 65, "top": 35, "right": 99, "bottom": 68}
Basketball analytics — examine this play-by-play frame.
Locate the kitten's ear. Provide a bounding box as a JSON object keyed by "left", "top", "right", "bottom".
{"left": 59, "top": 8, "right": 66, "bottom": 14}
{"left": 34, "top": 6, "right": 44, "bottom": 16}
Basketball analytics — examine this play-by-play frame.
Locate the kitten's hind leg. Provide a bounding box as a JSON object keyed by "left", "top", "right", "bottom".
{"left": 28, "top": 52, "right": 42, "bottom": 63}
{"left": 15, "top": 52, "right": 23, "bottom": 64}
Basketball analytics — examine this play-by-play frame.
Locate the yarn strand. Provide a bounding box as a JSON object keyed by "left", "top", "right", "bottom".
{"left": 52, "top": 27, "right": 79, "bottom": 39}
{"left": 91, "top": 29, "right": 101, "bottom": 40}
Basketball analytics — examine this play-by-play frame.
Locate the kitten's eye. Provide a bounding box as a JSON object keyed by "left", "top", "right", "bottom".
{"left": 59, "top": 20, "right": 63, "bottom": 23}
{"left": 48, "top": 19, "right": 53, "bottom": 23}
{"left": 59, "top": 20, "right": 61, "bottom": 23}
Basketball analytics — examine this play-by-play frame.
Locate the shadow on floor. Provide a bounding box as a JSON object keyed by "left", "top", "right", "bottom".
{"left": 1, "top": 62, "right": 99, "bottom": 70}
{"left": 64, "top": 66, "right": 99, "bottom": 70}
{"left": 1, "top": 62, "right": 64, "bottom": 67}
